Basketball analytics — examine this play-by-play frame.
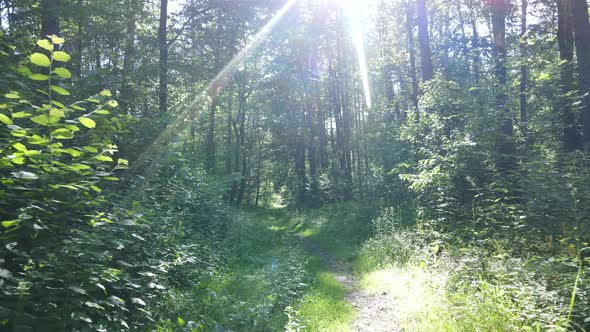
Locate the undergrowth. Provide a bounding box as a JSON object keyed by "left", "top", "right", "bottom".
{"left": 355, "top": 207, "right": 587, "bottom": 332}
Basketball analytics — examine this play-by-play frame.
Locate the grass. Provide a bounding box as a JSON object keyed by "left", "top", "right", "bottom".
{"left": 295, "top": 258, "right": 354, "bottom": 331}
{"left": 355, "top": 229, "right": 574, "bottom": 332}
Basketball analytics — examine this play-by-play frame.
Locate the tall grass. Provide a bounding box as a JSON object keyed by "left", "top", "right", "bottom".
{"left": 354, "top": 208, "right": 575, "bottom": 332}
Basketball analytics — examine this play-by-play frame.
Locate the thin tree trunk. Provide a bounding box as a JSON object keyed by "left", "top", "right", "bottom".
{"left": 405, "top": 3, "right": 419, "bottom": 118}
{"left": 492, "top": 0, "right": 515, "bottom": 171}
{"left": 471, "top": 17, "right": 480, "bottom": 84}
{"left": 557, "top": 0, "right": 580, "bottom": 151}
{"left": 121, "top": 0, "right": 139, "bottom": 113}
{"left": 519, "top": 0, "right": 528, "bottom": 125}
{"left": 416, "top": 0, "right": 433, "bottom": 81}
{"left": 158, "top": 0, "right": 168, "bottom": 113}
{"left": 571, "top": 0, "right": 590, "bottom": 148}
{"left": 41, "top": 0, "right": 60, "bottom": 38}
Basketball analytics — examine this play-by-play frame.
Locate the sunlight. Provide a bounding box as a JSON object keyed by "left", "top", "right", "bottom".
{"left": 131, "top": 0, "right": 298, "bottom": 168}
{"left": 341, "top": 0, "right": 372, "bottom": 109}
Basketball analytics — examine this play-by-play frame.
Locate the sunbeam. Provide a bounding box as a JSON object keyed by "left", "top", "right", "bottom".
{"left": 131, "top": 0, "right": 298, "bottom": 170}
{"left": 342, "top": 0, "right": 372, "bottom": 109}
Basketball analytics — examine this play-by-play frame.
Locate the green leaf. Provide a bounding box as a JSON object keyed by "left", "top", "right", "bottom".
{"left": 11, "top": 129, "right": 27, "bottom": 137}
{"left": 53, "top": 67, "right": 72, "bottom": 79}
{"left": 95, "top": 155, "right": 113, "bottom": 162}
{"left": 49, "top": 108, "right": 65, "bottom": 118}
{"left": 30, "top": 53, "right": 51, "bottom": 67}
{"left": 83, "top": 146, "right": 98, "bottom": 153}
{"left": 2, "top": 220, "right": 18, "bottom": 228}
{"left": 51, "top": 85, "right": 71, "bottom": 96}
{"left": 12, "top": 143, "right": 26, "bottom": 151}
{"left": 29, "top": 73, "right": 50, "bottom": 81}
{"left": 17, "top": 66, "right": 32, "bottom": 76}
{"left": 177, "top": 317, "right": 185, "bottom": 328}
{"left": 100, "top": 90, "right": 112, "bottom": 97}
{"left": 90, "top": 185, "right": 102, "bottom": 193}
{"left": 52, "top": 51, "right": 71, "bottom": 62}
{"left": 71, "top": 164, "right": 91, "bottom": 170}
{"left": 79, "top": 117, "right": 96, "bottom": 128}
{"left": 37, "top": 39, "right": 53, "bottom": 51}
{"left": 51, "top": 36, "right": 65, "bottom": 45}
{"left": 51, "top": 128, "right": 74, "bottom": 139}
{"left": 70, "top": 104, "right": 86, "bottom": 111}
{"left": 95, "top": 110, "right": 110, "bottom": 115}
{"left": 11, "top": 157, "right": 25, "bottom": 165}
{"left": 52, "top": 100, "right": 66, "bottom": 109}
{"left": 12, "top": 112, "right": 31, "bottom": 118}
{"left": 27, "top": 135, "right": 47, "bottom": 144}
{"left": 4, "top": 92, "right": 20, "bottom": 99}
{"left": 0, "top": 114, "right": 12, "bottom": 125}
{"left": 117, "top": 158, "right": 129, "bottom": 165}
{"left": 107, "top": 100, "right": 118, "bottom": 108}
{"left": 31, "top": 115, "right": 51, "bottom": 126}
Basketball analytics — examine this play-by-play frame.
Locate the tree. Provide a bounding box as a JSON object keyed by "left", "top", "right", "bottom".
{"left": 41, "top": 0, "right": 60, "bottom": 38}
{"left": 416, "top": 0, "right": 433, "bottom": 81}
{"left": 491, "top": 0, "right": 515, "bottom": 171}
{"left": 557, "top": 0, "right": 579, "bottom": 151}
{"left": 158, "top": 0, "right": 168, "bottom": 113}
{"left": 571, "top": 0, "right": 590, "bottom": 148}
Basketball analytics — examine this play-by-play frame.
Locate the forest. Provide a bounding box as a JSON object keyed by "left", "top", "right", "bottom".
{"left": 1, "top": 0, "right": 590, "bottom": 330}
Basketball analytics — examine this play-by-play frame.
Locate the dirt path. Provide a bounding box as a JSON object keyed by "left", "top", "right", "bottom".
{"left": 299, "top": 237, "right": 401, "bottom": 332}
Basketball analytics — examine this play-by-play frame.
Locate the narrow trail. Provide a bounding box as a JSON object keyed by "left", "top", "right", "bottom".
{"left": 298, "top": 236, "right": 401, "bottom": 332}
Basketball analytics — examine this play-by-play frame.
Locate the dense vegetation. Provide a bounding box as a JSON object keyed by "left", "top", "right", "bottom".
{"left": 1, "top": 0, "right": 590, "bottom": 330}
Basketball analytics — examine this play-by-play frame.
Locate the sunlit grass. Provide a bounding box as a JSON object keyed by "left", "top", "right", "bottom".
{"left": 297, "top": 259, "right": 354, "bottom": 331}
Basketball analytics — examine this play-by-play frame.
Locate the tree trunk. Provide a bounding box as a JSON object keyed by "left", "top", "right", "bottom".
{"left": 571, "top": 0, "right": 590, "bottom": 148}
{"left": 471, "top": 17, "right": 480, "bottom": 84}
{"left": 519, "top": 0, "right": 528, "bottom": 125}
{"left": 405, "top": 3, "right": 419, "bottom": 117}
{"left": 557, "top": 0, "right": 580, "bottom": 151}
{"left": 158, "top": 0, "right": 168, "bottom": 113}
{"left": 205, "top": 99, "right": 218, "bottom": 172}
{"left": 41, "top": 0, "right": 60, "bottom": 38}
{"left": 416, "top": 0, "right": 433, "bottom": 81}
{"left": 121, "top": 0, "right": 139, "bottom": 113}
{"left": 492, "top": 0, "right": 515, "bottom": 172}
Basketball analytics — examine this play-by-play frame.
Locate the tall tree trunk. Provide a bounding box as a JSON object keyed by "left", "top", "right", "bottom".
{"left": 416, "top": 0, "right": 433, "bottom": 81}
{"left": 121, "top": 0, "right": 139, "bottom": 113}
{"left": 571, "top": 0, "right": 590, "bottom": 148}
{"left": 519, "top": 0, "right": 528, "bottom": 125}
{"left": 205, "top": 99, "right": 218, "bottom": 172}
{"left": 405, "top": 3, "right": 419, "bottom": 118}
{"left": 74, "top": 0, "right": 83, "bottom": 78}
{"left": 557, "top": 0, "right": 580, "bottom": 151}
{"left": 158, "top": 0, "right": 168, "bottom": 113}
{"left": 41, "top": 0, "right": 60, "bottom": 38}
{"left": 471, "top": 17, "right": 480, "bottom": 84}
{"left": 492, "top": 0, "right": 515, "bottom": 172}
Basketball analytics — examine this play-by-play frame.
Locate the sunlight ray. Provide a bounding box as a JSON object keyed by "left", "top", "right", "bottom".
{"left": 342, "top": 0, "right": 371, "bottom": 109}
{"left": 131, "top": 0, "right": 298, "bottom": 169}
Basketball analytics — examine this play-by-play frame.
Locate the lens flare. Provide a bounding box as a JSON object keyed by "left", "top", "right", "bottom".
{"left": 131, "top": 0, "right": 298, "bottom": 170}
{"left": 342, "top": 0, "right": 372, "bottom": 109}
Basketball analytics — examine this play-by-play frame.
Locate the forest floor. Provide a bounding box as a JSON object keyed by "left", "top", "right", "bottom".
{"left": 298, "top": 234, "right": 401, "bottom": 331}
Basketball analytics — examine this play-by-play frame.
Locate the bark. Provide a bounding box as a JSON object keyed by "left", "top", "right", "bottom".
{"left": 121, "top": 0, "right": 139, "bottom": 113}
{"left": 519, "top": 0, "right": 528, "bottom": 125}
{"left": 571, "top": 0, "right": 590, "bottom": 148}
{"left": 41, "top": 0, "right": 60, "bottom": 38}
{"left": 158, "top": 0, "right": 168, "bottom": 113}
{"left": 205, "top": 99, "right": 218, "bottom": 172}
{"left": 416, "top": 0, "right": 433, "bottom": 81}
{"left": 492, "top": 0, "right": 515, "bottom": 171}
{"left": 557, "top": 0, "right": 580, "bottom": 151}
{"left": 471, "top": 17, "right": 480, "bottom": 84}
{"left": 405, "top": 3, "right": 419, "bottom": 117}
